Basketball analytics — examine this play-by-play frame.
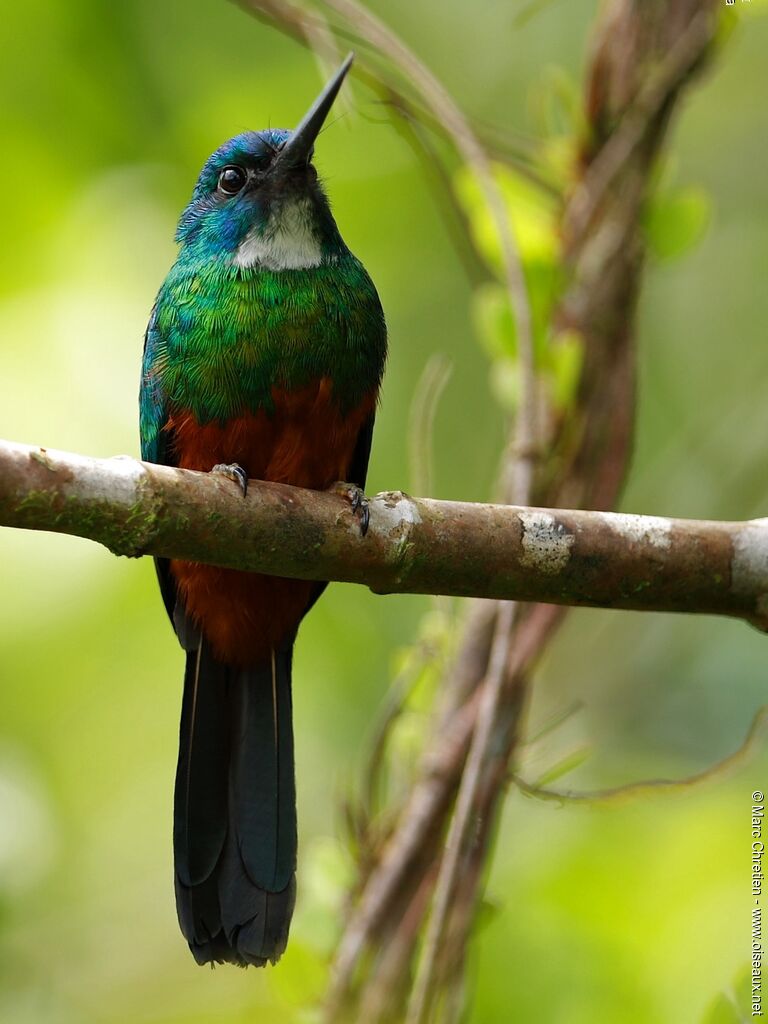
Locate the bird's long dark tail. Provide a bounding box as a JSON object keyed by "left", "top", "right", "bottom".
{"left": 173, "top": 639, "right": 297, "bottom": 967}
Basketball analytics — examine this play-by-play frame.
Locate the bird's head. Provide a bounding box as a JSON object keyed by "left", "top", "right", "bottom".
{"left": 176, "top": 54, "right": 353, "bottom": 270}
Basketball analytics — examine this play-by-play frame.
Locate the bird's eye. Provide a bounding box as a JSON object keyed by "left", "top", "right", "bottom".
{"left": 217, "top": 166, "right": 247, "bottom": 195}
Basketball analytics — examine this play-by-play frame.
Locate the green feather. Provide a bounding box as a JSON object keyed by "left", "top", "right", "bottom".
{"left": 141, "top": 254, "right": 385, "bottom": 457}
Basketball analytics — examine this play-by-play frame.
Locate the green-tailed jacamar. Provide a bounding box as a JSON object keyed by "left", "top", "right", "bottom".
{"left": 139, "top": 54, "right": 387, "bottom": 967}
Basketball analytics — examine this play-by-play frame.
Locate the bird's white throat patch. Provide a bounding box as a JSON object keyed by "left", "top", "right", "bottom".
{"left": 234, "top": 198, "right": 323, "bottom": 271}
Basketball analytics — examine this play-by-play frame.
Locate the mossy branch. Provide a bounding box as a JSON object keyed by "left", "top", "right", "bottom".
{"left": 1, "top": 438, "right": 767, "bottom": 629}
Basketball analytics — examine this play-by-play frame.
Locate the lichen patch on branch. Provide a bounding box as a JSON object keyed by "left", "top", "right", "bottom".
{"left": 517, "top": 511, "right": 574, "bottom": 575}
{"left": 732, "top": 519, "right": 768, "bottom": 629}
{"left": 599, "top": 511, "right": 672, "bottom": 550}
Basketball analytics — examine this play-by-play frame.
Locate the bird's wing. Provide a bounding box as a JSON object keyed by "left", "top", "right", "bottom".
{"left": 140, "top": 302, "right": 171, "bottom": 466}
{"left": 140, "top": 303, "right": 179, "bottom": 628}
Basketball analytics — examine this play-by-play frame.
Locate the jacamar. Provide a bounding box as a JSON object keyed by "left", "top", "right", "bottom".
{"left": 139, "top": 55, "right": 387, "bottom": 967}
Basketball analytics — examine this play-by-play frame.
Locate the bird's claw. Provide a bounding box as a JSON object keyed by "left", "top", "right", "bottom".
{"left": 212, "top": 463, "right": 248, "bottom": 498}
{"left": 330, "top": 481, "right": 370, "bottom": 536}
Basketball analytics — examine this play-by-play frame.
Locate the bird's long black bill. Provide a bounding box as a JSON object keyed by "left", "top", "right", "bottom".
{"left": 275, "top": 52, "right": 354, "bottom": 170}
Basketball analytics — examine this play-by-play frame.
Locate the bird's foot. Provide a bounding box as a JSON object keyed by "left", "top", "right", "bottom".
{"left": 330, "top": 481, "right": 370, "bottom": 536}
{"left": 212, "top": 463, "right": 248, "bottom": 498}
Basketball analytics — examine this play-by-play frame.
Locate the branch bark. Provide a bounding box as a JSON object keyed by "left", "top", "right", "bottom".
{"left": 1, "top": 438, "right": 766, "bottom": 629}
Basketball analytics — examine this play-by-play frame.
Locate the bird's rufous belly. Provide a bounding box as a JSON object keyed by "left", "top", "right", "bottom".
{"left": 165, "top": 378, "right": 377, "bottom": 666}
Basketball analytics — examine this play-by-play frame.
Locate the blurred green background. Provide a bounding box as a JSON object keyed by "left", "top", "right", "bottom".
{"left": 0, "top": 1, "right": 766, "bottom": 1021}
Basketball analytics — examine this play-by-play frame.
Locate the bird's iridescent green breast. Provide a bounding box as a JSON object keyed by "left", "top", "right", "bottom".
{"left": 142, "top": 253, "right": 386, "bottom": 445}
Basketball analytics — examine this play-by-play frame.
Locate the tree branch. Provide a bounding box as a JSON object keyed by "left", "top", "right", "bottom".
{"left": 1, "top": 438, "right": 766, "bottom": 629}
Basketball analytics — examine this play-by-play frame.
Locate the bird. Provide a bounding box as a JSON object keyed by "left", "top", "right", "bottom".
{"left": 138, "top": 54, "right": 387, "bottom": 968}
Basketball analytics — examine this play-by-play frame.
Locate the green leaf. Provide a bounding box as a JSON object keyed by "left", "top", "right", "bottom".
{"left": 540, "top": 135, "right": 577, "bottom": 188}
{"left": 463, "top": 165, "right": 564, "bottom": 388}
{"left": 644, "top": 185, "right": 711, "bottom": 261}
{"left": 489, "top": 358, "right": 521, "bottom": 414}
{"left": 473, "top": 283, "right": 517, "bottom": 360}
{"left": 455, "top": 163, "right": 559, "bottom": 275}
{"left": 530, "top": 65, "right": 583, "bottom": 142}
{"left": 531, "top": 746, "right": 591, "bottom": 789}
